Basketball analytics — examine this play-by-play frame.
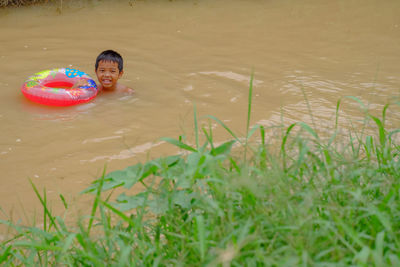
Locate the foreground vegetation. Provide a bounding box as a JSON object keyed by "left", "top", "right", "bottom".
{"left": 1, "top": 78, "right": 400, "bottom": 265}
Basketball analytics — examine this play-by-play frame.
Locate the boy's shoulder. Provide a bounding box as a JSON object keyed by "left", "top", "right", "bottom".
{"left": 116, "top": 83, "right": 135, "bottom": 94}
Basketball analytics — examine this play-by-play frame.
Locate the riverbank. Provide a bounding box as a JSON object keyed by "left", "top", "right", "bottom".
{"left": 0, "top": 0, "right": 45, "bottom": 7}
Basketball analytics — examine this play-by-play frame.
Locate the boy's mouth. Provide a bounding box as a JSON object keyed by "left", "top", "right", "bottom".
{"left": 102, "top": 79, "right": 112, "bottom": 85}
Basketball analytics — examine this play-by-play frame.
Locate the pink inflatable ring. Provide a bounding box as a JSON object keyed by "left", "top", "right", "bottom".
{"left": 21, "top": 68, "right": 98, "bottom": 106}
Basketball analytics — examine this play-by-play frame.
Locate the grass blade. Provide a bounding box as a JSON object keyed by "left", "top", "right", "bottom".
{"left": 194, "top": 103, "right": 200, "bottom": 150}
{"left": 298, "top": 122, "right": 319, "bottom": 140}
{"left": 196, "top": 215, "right": 206, "bottom": 261}
{"left": 29, "top": 180, "right": 60, "bottom": 233}
{"left": 160, "top": 137, "right": 197, "bottom": 152}
{"left": 370, "top": 115, "right": 386, "bottom": 147}
{"left": 244, "top": 71, "right": 255, "bottom": 161}
{"left": 88, "top": 166, "right": 107, "bottom": 233}
{"left": 204, "top": 115, "right": 241, "bottom": 145}
{"left": 59, "top": 194, "right": 68, "bottom": 210}
{"left": 345, "top": 96, "right": 367, "bottom": 113}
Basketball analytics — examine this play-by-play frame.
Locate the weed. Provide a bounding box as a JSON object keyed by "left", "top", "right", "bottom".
{"left": 1, "top": 76, "right": 399, "bottom": 266}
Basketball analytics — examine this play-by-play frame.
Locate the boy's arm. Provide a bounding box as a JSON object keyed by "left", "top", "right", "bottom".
{"left": 117, "top": 83, "right": 135, "bottom": 94}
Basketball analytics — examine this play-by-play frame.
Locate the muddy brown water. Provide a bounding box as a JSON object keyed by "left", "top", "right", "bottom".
{"left": 0, "top": 0, "right": 399, "bottom": 226}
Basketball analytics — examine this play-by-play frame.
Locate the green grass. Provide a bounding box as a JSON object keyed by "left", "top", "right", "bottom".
{"left": 1, "top": 79, "right": 400, "bottom": 266}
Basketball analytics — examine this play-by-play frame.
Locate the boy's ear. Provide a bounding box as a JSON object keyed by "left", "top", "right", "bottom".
{"left": 119, "top": 70, "right": 124, "bottom": 78}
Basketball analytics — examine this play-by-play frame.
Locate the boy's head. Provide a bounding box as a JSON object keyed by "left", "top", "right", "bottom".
{"left": 95, "top": 50, "right": 124, "bottom": 90}
{"left": 95, "top": 50, "right": 123, "bottom": 72}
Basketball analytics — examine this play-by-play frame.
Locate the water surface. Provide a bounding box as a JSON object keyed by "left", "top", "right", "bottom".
{"left": 0, "top": 0, "right": 399, "bottom": 221}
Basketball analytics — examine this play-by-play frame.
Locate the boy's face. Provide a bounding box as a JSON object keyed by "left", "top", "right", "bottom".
{"left": 95, "top": 60, "right": 123, "bottom": 90}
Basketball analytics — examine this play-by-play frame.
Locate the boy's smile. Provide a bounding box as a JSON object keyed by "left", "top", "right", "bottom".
{"left": 95, "top": 60, "right": 123, "bottom": 91}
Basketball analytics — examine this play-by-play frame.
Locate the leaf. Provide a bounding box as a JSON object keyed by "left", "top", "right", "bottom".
{"left": 29, "top": 180, "right": 60, "bottom": 233}
{"left": 196, "top": 215, "right": 206, "bottom": 260}
{"left": 103, "top": 163, "right": 142, "bottom": 189}
{"left": 172, "top": 190, "right": 193, "bottom": 210}
{"left": 59, "top": 194, "right": 68, "bottom": 209}
{"left": 382, "top": 104, "right": 389, "bottom": 126}
{"left": 372, "top": 231, "right": 385, "bottom": 267}
{"left": 335, "top": 98, "right": 341, "bottom": 131}
{"left": 106, "top": 170, "right": 137, "bottom": 188}
{"left": 101, "top": 200, "right": 135, "bottom": 226}
{"left": 211, "top": 140, "right": 235, "bottom": 156}
{"left": 160, "top": 137, "right": 197, "bottom": 152}
{"left": 364, "top": 136, "right": 375, "bottom": 159}
{"left": 203, "top": 115, "right": 241, "bottom": 145}
{"left": 345, "top": 96, "right": 367, "bottom": 112}
{"left": 82, "top": 163, "right": 146, "bottom": 194}
{"left": 298, "top": 122, "right": 319, "bottom": 140}
{"left": 281, "top": 123, "right": 297, "bottom": 153}
{"left": 0, "top": 245, "right": 12, "bottom": 263}
{"left": 246, "top": 71, "right": 255, "bottom": 138}
{"left": 176, "top": 175, "right": 192, "bottom": 189}
{"left": 247, "top": 124, "right": 261, "bottom": 140}
{"left": 121, "top": 164, "right": 144, "bottom": 188}
{"left": 354, "top": 246, "right": 370, "bottom": 265}
{"left": 186, "top": 153, "right": 208, "bottom": 179}
{"left": 194, "top": 103, "right": 199, "bottom": 150}
{"left": 187, "top": 152, "right": 202, "bottom": 170}
{"left": 260, "top": 125, "right": 265, "bottom": 145}
{"left": 114, "top": 192, "right": 147, "bottom": 211}
{"left": 88, "top": 168, "right": 107, "bottom": 232}
{"left": 148, "top": 197, "right": 169, "bottom": 215}
{"left": 389, "top": 129, "right": 400, "bottom": 139}
{"left": 370, "top": 115, "right": 386, "bottom": 147}
{"left": 161, "top": 155, "right": 182, "bottom": 166}
{"left": 61, "top": 233, "right": 77, "bottom": 254}
{"left": 371, "top": 208, "right": 392, "bottom": 233}
{"left": 140, "top": 161, "right": 159, "bottom": 180}
{"left": 81, "top": 178, "right": 122, "bottom": 194}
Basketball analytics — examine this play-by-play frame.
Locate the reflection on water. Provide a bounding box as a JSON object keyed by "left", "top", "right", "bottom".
{"left": 20, "top": 101, "right": 96, "bottom": 121}
{"left": 192, "top": 71, "right": 264, "bottom": 86}
{"left": 0, "top": 0, "right": 399, "bottom": 221}
{"left": 80, "top": 141, "right": 165, "bottom": 163}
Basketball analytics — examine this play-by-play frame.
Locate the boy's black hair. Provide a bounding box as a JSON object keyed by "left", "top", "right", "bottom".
{"left": 95, "top": 50, "right": 123, "bottom": 72}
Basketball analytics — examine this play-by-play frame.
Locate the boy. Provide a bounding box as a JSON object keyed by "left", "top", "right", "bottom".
{"left": 94, "top": 50, "right": 133, "bottom": 93}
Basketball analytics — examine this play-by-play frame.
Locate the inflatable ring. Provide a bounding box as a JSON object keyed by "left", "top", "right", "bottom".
{"left": 21, "top": 68, "right": 98, "bottom": 106}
